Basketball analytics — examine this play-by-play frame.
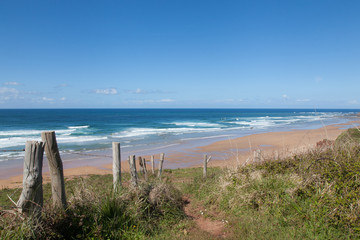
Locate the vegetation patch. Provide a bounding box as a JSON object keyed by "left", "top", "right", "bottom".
{"left": 1, "top": 175, "right": 185, "bottom": 239}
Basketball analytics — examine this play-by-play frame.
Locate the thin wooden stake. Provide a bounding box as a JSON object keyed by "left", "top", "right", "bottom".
{"left": 151, "top": 155, "right": 155, "bottom": 175}
{"left": 142, "top": 157, "right": 148, "bottom": 180}
{"left": 203, "top": 154, "right": 212, "bottom": 178}
{"left": 138, "top": 156, "right": 144, "bottom": 176}
{"left": 158, "top": 153, "right": 165, "bottom": 179}
{"left": 17, "top": 141, "right": 45, "bottom": 217}
{"left": 112, "top": 142, "right": 121, "bottom": 191}
{"left": 253, "top": 149, "right": 262, "bottom": 162}
{"left": 41, "top": 131, "right": 67, "bottom": 209}
{"left": 129, "top": 155, "right": 138, "bottom": 187}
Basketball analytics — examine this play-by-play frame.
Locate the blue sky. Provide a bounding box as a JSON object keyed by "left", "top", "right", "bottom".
{"left": 0, "top": 0, "right": 359, "bottom": 108}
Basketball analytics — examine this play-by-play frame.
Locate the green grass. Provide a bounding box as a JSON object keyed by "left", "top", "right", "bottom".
{"left": 1, "top": 173, "right": 186, "bottom": 239}
{"left": 2, "top": 133, "right": 360, "bottom": 239}
{"left": 184, "top": 142, "right": 360, "bottom": 239}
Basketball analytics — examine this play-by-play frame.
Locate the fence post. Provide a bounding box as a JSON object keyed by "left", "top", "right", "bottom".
{"left": 142, "top": 157, "right": 148, "bottom": 180}
{"left": 112, "top": 142, "right": 121, "bottom": 191}
{"left": 203, "top": 154, "right": 212, "bottom": 178}
{"left": 41, "top": 131, "right": 67, "bottom": 209}
{"left": 17, "top": 141, "right": 45, "bottom": 217}
{"left": 151, "top": 155, "right": 155, "bottom": 175}
{"left": 158, "top": 153, "right": 165, "bottom": 179}
{"left": 129, "top": 155, "right": 138, "bottom": 187}
{"left": 138, "top": 156, "right": 144, "bottom": 176}
{"left": 139, "top": 156, "right": 148, "bottom": 180}
{"left": 253, "top": 149, "right": 262, "bottom": 162}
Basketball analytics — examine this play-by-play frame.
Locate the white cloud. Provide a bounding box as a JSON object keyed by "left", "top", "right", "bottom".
{"left": 0, "top": 87, "right": 19, "bottom": 101}
{"left": 60, "top": 97, "right": 66, "bottom": 101}
{"left": 0, "top": 87, "right": 19, "bottom": 94}
{"left": 159, "top": 99, "right": 174, "bottom": 102}
{"left": 282, "top": 94, "right": 289, "bottom": 100}
{"left": 128, "top": 88, "right": 170, "bottom": 94}
{"left": 95, "top": 88, "right": 118, "bottom": 95}
{"left": 135, "top": 88, "right": 143, "bottom": 94}
{"left": 3, "top": 81, "right": 20, "bottom": 86}
{"left": 128, "top": 98, "right": 175, "bottom": 104}
{"left": 41, "top": 97, "right": 54, "bottom": 102}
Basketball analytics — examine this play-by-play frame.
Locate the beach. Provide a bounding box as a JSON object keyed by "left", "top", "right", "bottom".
{"left": 1, "top": 120, "right": 358, "bottom": 189}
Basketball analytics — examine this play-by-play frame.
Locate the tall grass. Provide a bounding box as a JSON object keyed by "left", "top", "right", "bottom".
{"left": 1, "top": 176, "right": 185, "bottom": 239}
{"left": 185, "top": 130, "right": 360, "bottom": 239}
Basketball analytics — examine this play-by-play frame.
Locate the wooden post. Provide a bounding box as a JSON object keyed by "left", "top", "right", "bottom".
{"left": 151, "top": 155, "right": 155, "bottom": 175}
{"left": 158, "top": 153, "right": 165, "bottom": 179}
{"left": 275, "top": 150, "right": 279, "bottom": 160}
{"left": 138, "top": 156, "right": 144, "bottom": 176}
{"left": 41, "top": 131, "right": 67, "bottom": 209}
{"left": 253, "top": 149, "right": 262, "bottom": 162}
{"left": 203, "top": 154, "right": 212, "bottom": 178}
{"left": 112, "top": 142, "right": 121, "bottom": 191}
{"left": 142, "top": 157, "right": 148, "bottom": 180}
{"left": 17, "top": 141, "right": 45, "bottom": 217}
{"left": 129, "top": 155, "right": 138, "bottom": 187}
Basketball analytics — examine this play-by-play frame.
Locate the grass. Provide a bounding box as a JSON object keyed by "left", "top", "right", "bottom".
{"left": 1, "top": 174, "right": 186, "bottom": 239}
{"left": 2, "top": 128, "right": 360, "bottom": 239}
{"left": 184, "top": 130, "right": 360, "bottom": 239}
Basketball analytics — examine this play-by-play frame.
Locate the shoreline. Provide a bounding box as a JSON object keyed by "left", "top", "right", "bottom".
{"left": 1, "top": 120, "right": 359, "bottom": 189}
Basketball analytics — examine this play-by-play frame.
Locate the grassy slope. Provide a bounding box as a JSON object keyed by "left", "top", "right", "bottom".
{"left": 1, "top": 128, "right": 360, "bottom": 239}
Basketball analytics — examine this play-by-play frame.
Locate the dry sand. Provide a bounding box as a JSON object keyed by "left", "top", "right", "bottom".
{"left": 1, "top": 121, "right": 358, "bottom": 189}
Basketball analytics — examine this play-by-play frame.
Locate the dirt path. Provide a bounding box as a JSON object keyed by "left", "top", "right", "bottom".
{"left": 183, "top": 196, "right": 227, "bottom": 238}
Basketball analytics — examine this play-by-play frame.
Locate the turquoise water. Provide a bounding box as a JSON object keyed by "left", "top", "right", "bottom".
{"left": 0, "top": 108, "right": 358, "bottom": 162}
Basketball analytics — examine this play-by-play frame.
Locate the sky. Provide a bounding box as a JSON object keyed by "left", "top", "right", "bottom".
{"left": 0, "top": 0, "right": 360, "bottom": 109}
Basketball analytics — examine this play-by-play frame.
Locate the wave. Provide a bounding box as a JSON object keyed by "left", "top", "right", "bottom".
{"left": 68, "top": 125, "right": 90, "bottom": 129}
{"left": 56, "top": 135, "right": 107, "bottom": 144}
{"left": 0, "top": 127, "right": 85, "bottom": 137}
{"left": 171, "top": 121, "right": 223, "bottom": 128}
{"left": 0, "top": 136, "right": 40, "bottom": 148}
{"left": 112, "top": 127, "right": 222, "bottom": 139}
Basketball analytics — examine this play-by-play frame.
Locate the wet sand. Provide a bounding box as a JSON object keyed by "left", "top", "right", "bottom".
{"left": 1, "top": 121, "right": 359, "bottom": 189}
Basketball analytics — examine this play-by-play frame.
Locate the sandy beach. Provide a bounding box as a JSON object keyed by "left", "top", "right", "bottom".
{"left": 1, "top": 121, "right": 358, "bottom": 189}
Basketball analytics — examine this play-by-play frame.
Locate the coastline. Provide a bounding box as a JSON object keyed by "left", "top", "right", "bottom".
{"left": 1, "top": 120, "right": 359, "bottom": 189}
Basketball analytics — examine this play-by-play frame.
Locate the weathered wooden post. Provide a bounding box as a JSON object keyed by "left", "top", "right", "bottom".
{"left": 129, "top": 155, "right": 138, "bottom": 187}
{"left": 138, "top": 156, "right": 144, "bottom": 176}
{"left": 253, "top": 149, "right": 262, "bottom": 162}
{"left": 274, "top": 150, "right": 279, "bottom": 160}
{"left": 151, "top": 155, "right": 155, "bottom": 175}
{"left": 142, "top": 157, "right": 148, "bottom": 180}
{"left": 112, "top": 142, "right": 121, "bottom": 191}
{"left": 17, "top": 141, "right": 45, "bottom": 217}
{"left": 203, "top": 154, "right": 212, "bottom": 178}
{"left": 41, "top": 131, "right": 67, "bottom": 209}
{"left": 138, "top": 156, "right": 148, "bottom": 180}
{"left": 157, "top": 153, "right": 165, "bottom": 179}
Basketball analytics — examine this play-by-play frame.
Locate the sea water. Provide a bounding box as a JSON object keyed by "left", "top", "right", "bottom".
{"left": 0, "top": 109, "right": 358, "bottom": 163}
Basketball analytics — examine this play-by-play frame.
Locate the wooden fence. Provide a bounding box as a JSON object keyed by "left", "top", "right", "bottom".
{"left": 12, "top": 131, "right": 268, "bottom": 217}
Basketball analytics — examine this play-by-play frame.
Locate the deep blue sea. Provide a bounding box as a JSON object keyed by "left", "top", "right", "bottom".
{"left": 0, "top": 109, "right": 359, "bottom": 163}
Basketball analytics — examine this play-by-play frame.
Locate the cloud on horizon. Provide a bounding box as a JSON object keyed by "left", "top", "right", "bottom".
{"left": 95, "top": 88, "right": 118, "bottom": 95}
{"left": 0, "top": 87, "right": 20, "bottom": 101}
{"left": 127, "top": 88, "right": 171, "bottom": 94}
{"left": 127, "top": 98, "right": 175, "bottom": 104}
{"left": 55, "top": 84, "right": 68, "bottom": 89}
{"left": 3, "top": 81, "right": 20, "bottom": 86}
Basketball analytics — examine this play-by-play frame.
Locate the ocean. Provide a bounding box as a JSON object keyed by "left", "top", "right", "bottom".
{"left": 0, "top": 109, "right": 358, "bottom": 164}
